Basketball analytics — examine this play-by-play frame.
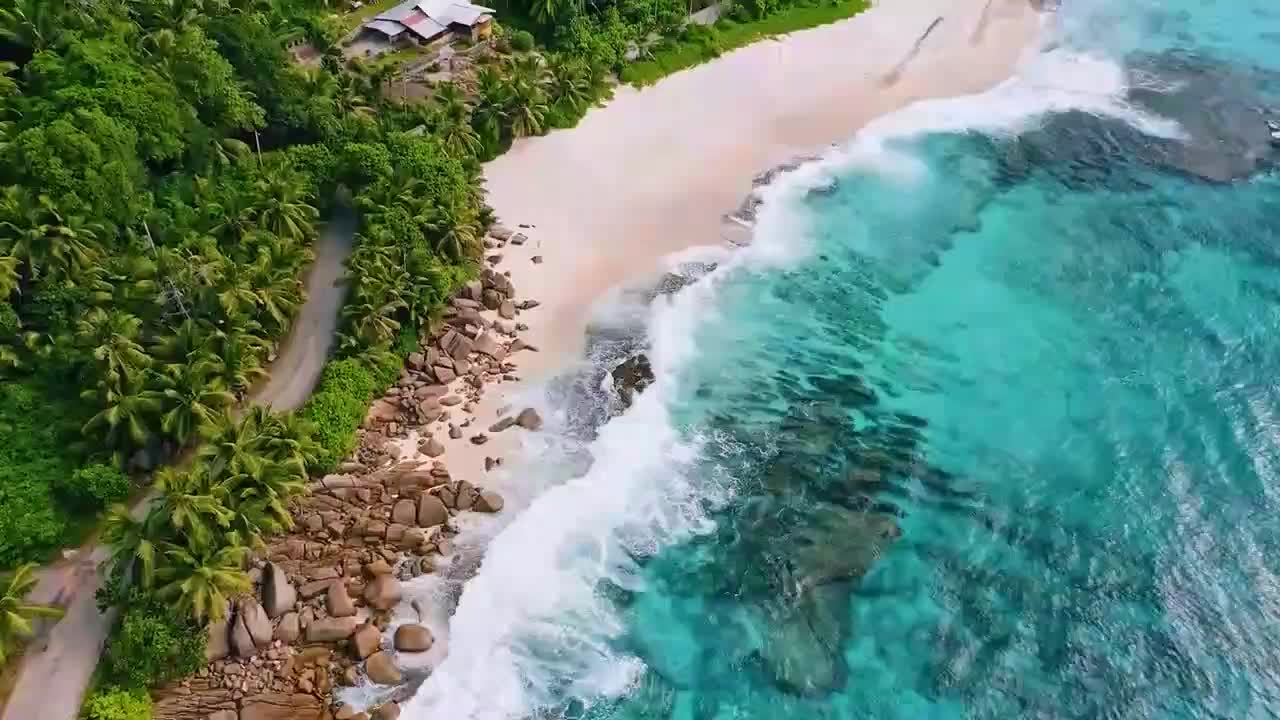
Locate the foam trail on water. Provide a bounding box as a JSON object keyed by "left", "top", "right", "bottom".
{"left": 403, "top": 26, "right": 1182, "bottom": 720}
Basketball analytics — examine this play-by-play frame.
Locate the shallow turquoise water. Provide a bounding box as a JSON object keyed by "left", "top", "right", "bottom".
{"left": 576, "top": 3, "right": 1280, "bottom": 719}
{"left": 402, "top": 2, "right": 1280, "bottom": 718}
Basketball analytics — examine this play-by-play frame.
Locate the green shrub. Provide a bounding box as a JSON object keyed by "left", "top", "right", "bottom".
{"left": 340, "top": 141, "right": 394, "bottom": 187}
{"left": 0, "top": 302, "right": 18, "bottom": 338}
{"left": 56, "top": 463, "right": 130, "bottom": 509}
{"left": 84, "top": 688, "right": 152, "bottom": 720}
{"left": 102, "top": 600, "right": 206, "bottom": 690}
{"left": 511, "top": 30, "right": 535, "bottom": 52}
{"left": 299, "top": 326, "right": 417, "bottom": 472}
{"left": 298, "top": 357, "right": 380, "bottom": 471}
{"left": 0, "top": 379, "right": 79, "bottom": 566}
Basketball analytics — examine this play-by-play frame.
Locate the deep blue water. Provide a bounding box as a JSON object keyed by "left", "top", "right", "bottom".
{"left": 405, "top": 2, "right": 1280, "bottom": 718}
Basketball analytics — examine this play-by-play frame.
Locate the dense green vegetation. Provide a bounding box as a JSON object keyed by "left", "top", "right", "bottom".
{"left": 100, "top": 593, "right": 205, "bottom": 690}
{"left": 0, "top": 0, "right": 491, "bottom": 566}
{"left": 621, "top": 0, "right": 869, "bottom": 85}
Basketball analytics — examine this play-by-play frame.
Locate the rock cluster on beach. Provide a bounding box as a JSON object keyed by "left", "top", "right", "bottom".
{"left": 152, "top": 225, "right": 546, "bottom": 720}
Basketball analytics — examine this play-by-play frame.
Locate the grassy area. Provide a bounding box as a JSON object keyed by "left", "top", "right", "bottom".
{"left": 621, "top": 0, "right": 869, "bottom": 86}
{"left": 341, "top": 0, "right": 403, "bottom": 31}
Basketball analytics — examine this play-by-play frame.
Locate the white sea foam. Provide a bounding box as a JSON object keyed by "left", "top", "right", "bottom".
{"left": 400, "top": 23, "right": 1185, "bottom": 720}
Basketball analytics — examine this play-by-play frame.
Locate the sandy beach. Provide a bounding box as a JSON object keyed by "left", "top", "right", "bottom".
{"left": 417, "top": 0, "right": 1042, "bottom": 487}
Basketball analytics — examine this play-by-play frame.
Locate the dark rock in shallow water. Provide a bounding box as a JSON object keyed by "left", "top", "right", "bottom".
{"left": 638, "top": 262, "right": 718, "bottom": 304}
{"left": 612, "top": 354, "right": 655, "bottom": 408}
{"left": 999, "top": 52, "right": 1280, "bottom": 185}
{"left": 1125, "top": 52, "right": 1280, "bottom": 182}
{"left": 789, "top": 505, "right": 901, "bottom": 590}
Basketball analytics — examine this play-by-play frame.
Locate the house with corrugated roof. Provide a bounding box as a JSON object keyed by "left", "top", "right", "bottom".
{"left": 359, "top": 0, "right": 495, "bottom": 49}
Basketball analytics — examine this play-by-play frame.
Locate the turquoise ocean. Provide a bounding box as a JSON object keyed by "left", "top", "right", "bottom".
{"left": 402, "top": 1, "right": 1280, "bottom": 718}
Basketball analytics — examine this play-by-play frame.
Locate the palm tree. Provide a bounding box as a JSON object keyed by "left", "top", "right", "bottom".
{"left": 101, "top": 504, "right": 167, "bottom": 591}
{"left": 154, "top": 363, "right": 236, "bottom": 445}
{"left": 251, "top": 408, "right": 320, "bottom": 471}
{"left": 224, "top": 460, "right": 304, "bottom": 535}
{"left": 342, "top": 293, "right": 407, "bottom": 349}
{"left": 153, "top": 467, "right": 234, "bottom": 550}
{"left": 209, "top": 192, "right": 257, "bottom": 245}
{"left": 425, "top": 203, "right": 482, "bottom": 261}
{"left": 507, "top": 77, "right": 549, "bottom": 139}
{"left": 0, "top": 255, "right": 18, "bottom": 298}
{"left": 153, "top": 317, "right": 217, "bottom": 367}
{"left": 196, "top": 135, "right": 253, "bottom": 173}
{"left": 0, "top": 0, "right": 62, "bottom": 52}
{"left": 93, "top": 254, "right": 158, "bottom": 309}
{"left": 511, "top": 54, "right": 552, "bottom": 89}
{"left": 250, "top": 263, "right": 304, "bottom": 333}
{"left": 549, "top": 56, "right": 593, "bottom": 115}
{"left": 77, "top": 309, "right": 151, "bottom": 391}
{"left": 214, "top": 263, "right": 261, "bottom": 322}
{"left": 0, "top": 564, "right": 63, "bottom": 666}
{"left": 434, "top": 94, "right": 483, "bottom": 158}
{"left": 82, "top": 378, "right": 162, "bottom": 454}
{"left": 207, "top": 327, "right": 269, "bottom": 395}
{"left": 156, "top": 541, "right": 249, "bottom": 623}
{"left": 199, "top": 412, "right": 267, "bottom": 482}
{"left": 251, "top": 168, "right": 319, "bottom": 243}
{"left": 0, "top": 62, "right": 19, "bottom": 99}
{"left": 137, "top": 0, "right": 205, "bottom": 32}
{"left": 0, "top": 186, "right": 52, "bottom": 281}
{"left": 472, "top": 67, "right": 511, "bottom": 151}
{"left": 528, "top": 0, "right": 577, "bottom": 24}
{"left": 0, "top": 188, "right": 101, "bottom": 282}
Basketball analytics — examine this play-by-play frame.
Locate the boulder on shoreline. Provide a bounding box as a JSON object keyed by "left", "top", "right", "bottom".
{"left": 364, "top": 575, "right": 403, "bottom": 611}
{"left": 476, "top": 490, "right": 504, "bottom": 513}
{"left": 416, "top": 495, "right": 448, "bottom": 527}
{"left": 274, "top": 612, "right": 300, "bottom": 644}
{"left": 240, "top": 693, "right": 323, "bottom": 720}
{"left": 262, "top": 562, "right": 296, "bottom": 619}
{"left": 515, "top": 408, "right": 543, "bottom": 430}
{"left": 365, "top": 651, "right": 403, "bottom": 685}
{"left": 305, "top": 617, "right": 359, "bottom": 643}
{"left": 232, "top": 599, "right": 272, "bottom": 657}
{"left": 352, "top": 623, "right": 382, "bottom": 659}
{"left": 394, "top": 624, "right": 434, "bottom": 652}
{"left": 327, "top": 582, "right": 356, "bottom": 618}
{"left": 206, "top": 612, "right": 231, "bottom": 662}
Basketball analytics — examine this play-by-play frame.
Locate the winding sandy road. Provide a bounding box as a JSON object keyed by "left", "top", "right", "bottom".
{"left": 0, "top": 208, "right": 356, "bottom": 720}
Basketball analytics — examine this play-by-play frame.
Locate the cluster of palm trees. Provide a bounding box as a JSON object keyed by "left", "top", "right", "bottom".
{"left": 447, "top": 51, "right": 609, "bottom": 158}
{"left": 102, "top": 408, "right": 318, "bottom": 622}
{"left": 0, "top": 160, "right": 319, "bottom": 466}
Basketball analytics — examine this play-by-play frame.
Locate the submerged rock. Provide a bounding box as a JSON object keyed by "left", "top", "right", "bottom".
{"left": 757, "top": 582, "right": 852, "bottom": 696}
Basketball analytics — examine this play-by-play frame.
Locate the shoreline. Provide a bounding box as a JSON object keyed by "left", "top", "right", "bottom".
{"left": 423, "top": 0, "right": 1043, "bottom": 492}
{"left": 129, "top": 2, "right": 1047, "bottom": 718}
